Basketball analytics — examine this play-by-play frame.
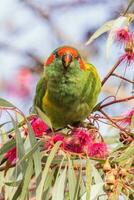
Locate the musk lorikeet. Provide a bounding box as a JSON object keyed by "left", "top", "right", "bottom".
{"left": 34, "top": 46, "right": 101, "bottom": 129}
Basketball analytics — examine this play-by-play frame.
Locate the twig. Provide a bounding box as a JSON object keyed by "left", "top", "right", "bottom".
{"left": 112, "top": 73, "right": 134, "bottom": 84}
{"left": 123, "top": 0, "right": 134, "bottom": 16}
{"left": 99, "top": 110, "right": 128, "bottom": 133}
{"left": 101, "top": 57, "right": 124, "bottom": 86}
{"left": 99, "top": 96, "right": 134, "bottom": 110}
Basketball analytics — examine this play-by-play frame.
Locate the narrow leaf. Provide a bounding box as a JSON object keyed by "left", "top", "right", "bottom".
{"left": 19, "top": 159, "right": 33, "bottom": 200}
{"left": 38, "top": 142, "right": 61, "bottom": 200}
{"left": 68, "top": 158, "right": 77, "bottom": 200}
{"left": 0, "top": 98, "right": 15, "bottom": 108}
{"left": 52, "top": 167, "right": 67, "bottom": 200}
{"left": 86, "top": 159, "right": 92, "bottom": 200}
{"left": 86, "top": 20, "right": 114, "bottom": 45}
{"left": 115, "top": 141, "right": 134, "bottom": 163}
{"left": 35, "top": 106, "right": 52, "bottom": 129}
{"left": 0, "top": 139, "right": 16, "bottom": 156}
{"left": 26, "top": 120, "right": 42, "bottom": 197}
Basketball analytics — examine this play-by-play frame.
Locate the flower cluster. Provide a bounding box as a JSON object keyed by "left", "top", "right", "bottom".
{"left": 5, "top": 118, "right": 108, "bottom": 164}
{"left": 114, "top": 27, "right": 134, "bottom": 65}
{"left": 45, "top": 128, "right": 108, "bottom": 158}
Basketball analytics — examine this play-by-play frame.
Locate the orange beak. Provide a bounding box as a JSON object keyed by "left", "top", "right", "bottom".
{"left": 62, "top": 54, "right": 72, "bottom": 68}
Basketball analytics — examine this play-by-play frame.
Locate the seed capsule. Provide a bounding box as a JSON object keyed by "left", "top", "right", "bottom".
{"left": 106, "top": 174, "right": 116, "bottom": 185}
{"left": 103, "top": 160, "right": 111, "bottom": 172}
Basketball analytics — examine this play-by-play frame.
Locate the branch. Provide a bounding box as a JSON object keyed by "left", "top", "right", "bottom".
{"left": 99, "top": 96, "right": 134, "bottom": 110}
{"left": 123, "top": 0, "right": 134, "bottom": 16}
{"left": 99, "top": 110, "right": 129, "bottom": 133}
{"left": 101, "top": 57, "right": 124, "bottom": 86}
{"left": 112, "top": 73, "right": 134, "bottom": 84}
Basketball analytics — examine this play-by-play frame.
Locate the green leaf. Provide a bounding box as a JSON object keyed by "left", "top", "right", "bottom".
{"left": 81, "top": 183, "right": 104, "bottom": 200}
{"left": 43, "top": 168, "right": 55, "bottom": 192}
{"left": 0, "top": 98, "right": 15, "bottom": 108}
{"left": 86, "top": 159, "right": 92, "bottom": 200}
{"left": 92, "top": 164, "right": 103, "bottom": 184}
{"left": 38, "top": 142, "right": 61, "bottom": 200}
{"left": 68, "top": 158, "right": 77, "bottom": 200}
{"left": 12, "top": 181, "right": 23, "bottom": 200}
{"left": 35, "top": 106, "right": 52, "bottom": 129}
{"left": 16, "top": 140, "right": 43, "bottom": 168}
{"left": 74, "top": 163, "right": 82, "bottom": 200}
{"left": 5, "top": 180, "right": 22, "bottom": 187}
{"left": 19, "top": 159, "right": 33, "bottom": 200}
{"left": 11, "top": 116, "right": 26, "bottom": 170}
{"left": 52, "top": 167, "right": 67, "bottom": 200}
{"left": 86, "top": 20, "right": 114, "bottom": 45}
{"left": 0, "top": 139, "right": 16, "bottom": 156}
{"left": 115, "top": 141, "right": 134, "bottom": 163}
{"left": 26, "top": 120, "right": 42, "bottom": 197}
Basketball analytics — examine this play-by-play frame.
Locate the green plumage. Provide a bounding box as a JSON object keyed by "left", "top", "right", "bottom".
{"left": 34, "top": 56, "right": 101, "bottom": 129}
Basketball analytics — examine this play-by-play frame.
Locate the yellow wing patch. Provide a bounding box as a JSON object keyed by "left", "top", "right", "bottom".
{"left": 85, "top": 63, "right": 101, "bottom": 81}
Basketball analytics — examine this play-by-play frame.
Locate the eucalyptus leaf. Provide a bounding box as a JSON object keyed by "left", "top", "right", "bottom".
{"left": 115, "top": 141, "right": 134, "bottom": 163}
{"left": 26, "top": 120, "right": 42, "bottom": 198}
{"left": 86, "top": 159, "right": 92, "bottom": 200}
{"left": 86, "top": 20, "right": 114, "bottom": 45}
{"left": 19, "top": 159, "right": 33, "bottom": 200}
{"left": 81, "top": 183, "right": 104, "bottom": 200}
{"left": 0, "top": 139, "right": 16, "bottom": 156}
{"left": 52, "top": 167, "right": 67, "bottom": 200}
{"left": 68, "top": 158, "right": 77, "bottom": 200}
{"left": 0, "top": 98, "right": 15, "bottom": 108}
{"left": 11, "top": 116, "right": 26, "bottom": 170}
{"left": 38, "top": 142, "right": 61, "bottom": 200}
{"left": 35, "top": 106, "right": 52, "bottom": 129}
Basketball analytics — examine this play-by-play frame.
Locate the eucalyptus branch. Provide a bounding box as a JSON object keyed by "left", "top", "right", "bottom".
{"left": 99, "top": 109, "right": 128, "bottom": 133}
{"left": 123, "top": 0, "right": 134, "bottom": 16}
{"left": 98, "top": 96, "right": 134, "bottom": 110}
{"left": 112, "top": 73, "right": 134, "bottom": 84}
{"left": 102, "top": 57, "right": 124, "bottom": 86}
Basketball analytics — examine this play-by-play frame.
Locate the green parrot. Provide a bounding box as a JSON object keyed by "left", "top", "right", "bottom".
{"left": 34, "top": 46, "right": 101, "bottom": 129}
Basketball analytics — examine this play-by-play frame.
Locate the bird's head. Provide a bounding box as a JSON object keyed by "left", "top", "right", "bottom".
{"left": 45, "top": 46, "right": 85, "bottom": 70}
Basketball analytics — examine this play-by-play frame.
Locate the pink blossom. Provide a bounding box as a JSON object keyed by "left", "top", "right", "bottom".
{"left": 122, "top": 52, "right": 134, "bottom": 66}
{"left": 50, "top": 134, "right": 64, "bottom": 144}
{"left": 45, "top": 134, "right": 65, "bottom": 150}
{"left": 73, "top": 128, "right": 93, "bottom": 146}
{"left": 5, "top": 147, "right": 17, "bottom": 164}
{"left": 114, "top": 27, "right": 131, "bottom": 45}
{"left": 64, "top": 138, "right": 82, "bottom": 153}
{"left": 31, "top": 117, "right": 48, "bottom": 137}
{"left": 88, "top": 142, "right": 108, "bottom": 158}
{"left": 120, "top": 109, "right": 134, "bottom": 127}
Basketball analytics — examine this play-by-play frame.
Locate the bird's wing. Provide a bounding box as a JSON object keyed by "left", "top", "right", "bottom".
{"left": 85, "top": 63, "right": 101, "bottom": 92}
{"left": 34, "top": 75, "right": 47, "bottom": 111}
{"left": 83, "top": 63, "right": 101, "bottom": 110}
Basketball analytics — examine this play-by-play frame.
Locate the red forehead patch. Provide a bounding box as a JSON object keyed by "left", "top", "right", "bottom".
{"left": 45, "top": 54, "right": 55, "bottom": 66}
{"left": 57, "top": 47, "right": 78, "bottom": 57}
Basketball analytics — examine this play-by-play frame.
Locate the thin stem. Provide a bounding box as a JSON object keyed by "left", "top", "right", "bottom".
{"left": 114, "top": 65, "right": 127, "bottom": 97}
{"left": 123, "top": 0, "right": 134, "bottom": 16}
{"left": 102, "top": 57, "right": 124, "bottom": 86}
{"left": 99, "top": 96, "right": 134, "bottom": 110}
{"left": 112, "top": 73, "right": 134, "bottom": 84}
{"left": 99, "top": 110, "right": 128, "bottom": 133}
